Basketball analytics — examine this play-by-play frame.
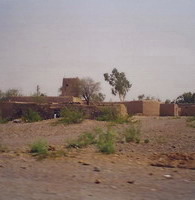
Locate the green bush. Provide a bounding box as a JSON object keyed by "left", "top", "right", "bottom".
{"left": 67, "top": 127, "right": 116, "bottom": 154}
{"left": 97, "top": 107, "right": 118, "bottom": 121}
{"left": 0, "top": 144, "right": 9, "bottom": 152}
{"left": 186, "top": 116, "right": 195, "bottom": 122}
{"left": 0, "top": 117, "right": 8, "bottom": 124}
{"left": 186, "top": 116, "right": 195, "bottom": 128}
{"left": 97, "top": 106, "right": 130, "bottom": 124}
{"left": 30, "top": 139, "right": 48, "bottom": 155}
{"left": 0, "top": 111, "right": 8, "bottom": 124}
{"left": 67, "top": 132, "right": 96, "bottom": 148}
{"left": 123, "top": 126, "right": 141, "bottom": 143}
{"left": 144, "top": 139, "right": 150, "bottom": 144}
{"left": 97, "top": 129, "right": 116, "bottom": 154}
{"left": 23, "top": 109, "right": 42, "bottom": 122}
{"left": 59, "top": 107, "right": 84, "bottom": 124}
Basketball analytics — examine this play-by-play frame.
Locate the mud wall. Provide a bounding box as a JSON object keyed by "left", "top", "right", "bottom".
{"left": 143, "top": 101, "right": 160, "bottom": 116}
{"left": 6, "top": 96, "right": 82, "bottom": 104}
{"left": 0, "top": 102, "right": 54, "bottom": 120}
{"left": 123, "top": 101, "right": 143, "bottom": 115}
{"left": 178, "top": 104, "right": 195, "bottom": 116}
{"left": 160, "top": 104, "right": 179, "bottom": 116}
{"left": 0, "top": 102, "right": 15, "bottom": 119}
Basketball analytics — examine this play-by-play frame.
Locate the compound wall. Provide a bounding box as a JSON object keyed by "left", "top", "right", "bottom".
{"left": 123, "top": 101, "right": 143, "bottom": 115}
{"left": 178, "top": 104, "right": 195, "bottom": 116}
{"left": 143, "top": 101, "right": 160, "bottom": 116}
{"left": 6, "top": 96, "right": 82, "bottom": 104}
{"left": 160, "top": 104, "right": 179, "bottom": 116}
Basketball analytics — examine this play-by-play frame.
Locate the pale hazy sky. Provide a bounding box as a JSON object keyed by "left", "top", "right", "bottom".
{"left": 0, "top": 0, "right": 195, "bottom": 101}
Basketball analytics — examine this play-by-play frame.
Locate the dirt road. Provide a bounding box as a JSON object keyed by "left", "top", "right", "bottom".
{"left": 0, "top": 117, "right": 195, "bottom": 200}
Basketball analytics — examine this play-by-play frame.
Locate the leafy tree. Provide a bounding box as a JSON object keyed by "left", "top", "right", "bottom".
{"left": 176, "top": 92, "right": 195, "bottom": 103}
{"left": 79, "top": 78, "right": 104, "bottom": 105}
{"left": 165, "top": 99, "right": 171, "bottom": 104}
{"left": 137, "top": 94, "right": 161, "bottom": 102}
{"left": 0, "top": 89, "right": 20, "bottom": 101}
{"left": 104, "top": 68, "right": 132, "bottom": 101}
{"left": 0, "top": 90, "right": 3, "bottom": 99}
{"left": 138, "top": 94, "right": 145, "bottom": 100}
{"left": 91, "top": 92, "right": 105, "bottom": 103}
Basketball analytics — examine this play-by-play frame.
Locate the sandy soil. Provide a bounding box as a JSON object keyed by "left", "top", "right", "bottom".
{"left": 0, "top": 117, "right": 195, "bottom": 200}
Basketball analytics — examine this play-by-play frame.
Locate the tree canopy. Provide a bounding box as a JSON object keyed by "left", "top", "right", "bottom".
{"left": 104, "top": 68, "right": 132, "bottom": 101}
{"left": 175, "top": 92, "right": 195, "bottom": 104}
{"left": 0, "top": 89, "right": 22, "bottom": 100}
{"left": 79, "top": 78, "right": 104, "bottom": 105}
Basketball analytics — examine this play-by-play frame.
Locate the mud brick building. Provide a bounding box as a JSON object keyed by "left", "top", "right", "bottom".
{"left": 61, "top": 78, "right": 80, "bottom": 97}
{"left": 123, "top": 100, "right": 160, "bottom": 116}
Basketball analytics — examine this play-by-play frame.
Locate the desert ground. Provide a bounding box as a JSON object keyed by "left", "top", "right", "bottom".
{"left": 0, "top": 116, "right": 195, "bottom": 200}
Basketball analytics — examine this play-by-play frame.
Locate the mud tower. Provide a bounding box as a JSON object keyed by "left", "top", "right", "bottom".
{"left": 61, "top": 78, "right": 80, "bottom": 97}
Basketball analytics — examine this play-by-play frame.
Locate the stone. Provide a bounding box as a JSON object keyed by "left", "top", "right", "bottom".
{"left": 127, "top": 180, "right": 135, "bottom": 184}
{"left": 95, "top": 179, "right": 101, "bottom": 184}
{"left": 94, "top": 167, "right": 101, "bottom": 172}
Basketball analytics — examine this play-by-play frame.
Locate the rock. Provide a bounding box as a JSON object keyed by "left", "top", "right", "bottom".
{"left": 94, "top": 167, "right": 101, "bottom": 172}
{"left": 95, "top": 179, "right": 101, "bottom": 184}
{"left": 78, "top": 160, "right": 90, "bottom": 166}
{"left": 127, "top": 180, "right": 135, "bottom": 184}
{"left": 48, "top": 145, "right": 56, "bottom": 151}
{"left": 163, "top": 174, "right": 173, "bottom": 179}
{"left": 13, "top": 119, "right": 23, "bottom": 123}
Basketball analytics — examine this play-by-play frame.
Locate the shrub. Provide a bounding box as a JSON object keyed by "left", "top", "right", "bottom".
{"left": 0, "top": 117, "right": 8, "bottom": 124}
{"left": 48, "top": 150, "right": 67, "bottom": 158}
{"left": 144, "top": 139, "right": 150, "bottom": 144}
{"left": 97, "top": 107, "right": 118, "bottom": 121}
{"left": 186, "top": 116, "right": 195, "bottom": 122}
{"left": 59, "top": 107, "right": 84, "bottom": 124}
{"left": 67, "top": 132, "right": 96, "bottom": 148}
{"left": 123, "top": 126, "right": 141, "bottom": 143}
{"left": 0, "top": 111, "right": 8, "bottom": 124}
{"left": 186, "top": 117, "right": 195, "bottom": 128}
{"left": 23, "top": 109, "right": 42, "bottom": 122}
{"left": 97, "top": 106, "right": 130, "bottom": 124}
{"left": 67, "top": 128, "right": 116, "bottom": 154}
{"left": 97, "top": 129, "right": 116, "bottom": 154}
{"left": 0, "top": 144, "right": 9, "bottom": 152}
{"left": 30, "top": 139, "right": 48, "bottom": 155}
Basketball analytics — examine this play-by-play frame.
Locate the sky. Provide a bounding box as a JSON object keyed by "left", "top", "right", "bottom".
{"left": 0, "top": 0, "right": 195, "bottom": 101}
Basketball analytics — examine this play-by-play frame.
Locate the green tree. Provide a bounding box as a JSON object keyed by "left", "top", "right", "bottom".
{"left": 165, "top": 99, "right": 171, "bottom": 104}
{"left": 176, "top": 92, "right": 195, "bottom": 103}
{"left": 91, "top": 92, "right": 105, "bottom": 103}
{"left": 79, "top": 78, "right": 103, "bottom": 105}
{"left": 138, "top": 94, "right": 145, "bottom": 100}
{"left": 4, "top": 89, "right": 22, "bottom": 97}
{"left": 104, "top": 68, "right": 132, "bottom": 101}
